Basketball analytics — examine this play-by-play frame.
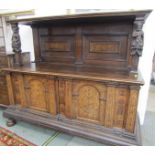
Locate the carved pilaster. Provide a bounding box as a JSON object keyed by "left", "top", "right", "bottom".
{"left": 130, "top": 17, "right": 145, "bottom": 72}
{"left": 11, "top": 23, "right": 23, "bottom": 66}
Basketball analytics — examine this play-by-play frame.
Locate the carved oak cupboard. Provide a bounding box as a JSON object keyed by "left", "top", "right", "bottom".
{"left": 2, "top": 10, "right": 151, "bottom": 145}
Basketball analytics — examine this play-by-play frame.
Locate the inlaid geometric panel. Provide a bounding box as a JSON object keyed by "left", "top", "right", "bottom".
{"left": 78, "top": 85, "right": 100, "bottom": 121}
{"left": 83, "top": 34, "right": 128, "bottom": 61}
{"left": 45, "top": 41, "right": 71, "bottom": 52}
{"left": 38, "top": 26, "right": 76, "bottom": 63}
{"left": 90, "top": 41, "right": 120, "bottom": 54}
{"left": 72, "top": 80, "right": 107, "bottom": 124}
{"left": 26, "top": 79, "right": 47, "bottom": 111}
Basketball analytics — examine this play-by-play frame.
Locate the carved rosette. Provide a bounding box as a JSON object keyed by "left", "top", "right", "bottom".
{"left": 131, "top": 17, "right": 144, "bottom": 57}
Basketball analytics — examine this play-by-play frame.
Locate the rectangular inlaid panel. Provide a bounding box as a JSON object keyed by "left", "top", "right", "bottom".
{"left": 45, "top": 41, "right": 71, "bottom": 52}
{"left": 90, "top": 41, "right": 120, "bottom": 54}
{"left": 83, "top": 35, "right": 128, "bottom": 60}
{"left": 38, "top": 26, "right": 76, "bottom": 64}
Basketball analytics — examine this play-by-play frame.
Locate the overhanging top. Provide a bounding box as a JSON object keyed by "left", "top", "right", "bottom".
{"left": 7, "top": 10, "right": 152, "bottom": 25}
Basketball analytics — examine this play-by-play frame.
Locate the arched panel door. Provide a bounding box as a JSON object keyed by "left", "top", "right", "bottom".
{"left": 72, "top": 81, "right": 107, "bottom": 125}
{"left": 24, "top": 75, "right": 57, "bottom": 115}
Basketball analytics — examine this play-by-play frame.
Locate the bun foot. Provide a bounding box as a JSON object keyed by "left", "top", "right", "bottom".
{"left": 6, "top": 118, "right": 16, "bottom": 127}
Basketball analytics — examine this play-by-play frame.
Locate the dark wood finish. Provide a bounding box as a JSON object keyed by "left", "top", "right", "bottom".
{"left": 3, "top": 105, "right": 142, "bottom": 146}
{"left": 3, "top": 10, "right": 152, "bottom": 145}
{"left": 6, "top": 118, "right": 16, "bottom": 127}
{"left": 11, "top": 23, "right": 23, "bottom": 66}
{"left": 7, "top": 10, "right": 151, "bottom": 73}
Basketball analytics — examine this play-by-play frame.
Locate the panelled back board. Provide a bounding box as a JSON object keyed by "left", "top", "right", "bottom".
{"left": 33, "top": 17, "right": 133, "bottom": 72}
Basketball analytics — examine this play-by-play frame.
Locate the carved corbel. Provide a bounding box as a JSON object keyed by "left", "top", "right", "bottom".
{"left": 131, "top": 17, "right": 144, "bottom": 57}
{"left": 130, "top": 17, "right": 145, "bottom": 72}
{"left": 11, "top": 23, "right": 23, "bottom": 66}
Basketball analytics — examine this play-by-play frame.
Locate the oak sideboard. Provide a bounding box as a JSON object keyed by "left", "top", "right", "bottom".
{"left": 2, "top": 10, "right": 151, "bottom": 145}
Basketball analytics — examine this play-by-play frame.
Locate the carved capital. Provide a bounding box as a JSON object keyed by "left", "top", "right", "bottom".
{"left": 11, "top": 23, "right": 22, "bottom": 53}
{"left": 131, "top": 17, "right": 145, "bottom": 57}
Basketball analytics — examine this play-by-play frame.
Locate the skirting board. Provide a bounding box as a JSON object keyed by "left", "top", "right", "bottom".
{"left": 3, "top": 105, "right": 142, "bottom": 146}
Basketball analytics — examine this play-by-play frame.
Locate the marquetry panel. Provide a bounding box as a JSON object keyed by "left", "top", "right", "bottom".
{"left": 90, "top": 41, "right": 120, "bottom": 54}
{"left": 72, "top": 80, "right": 106, "bottom": 124}
{"left": 45, "top": 41, "right": 71, "bottom": 52}
{"left": 23, "top": 75, "right": 57, "bottom": 115}
{"left": 78, "top": 85, "right": 100, "bottom": 121}
{"left": 83, "top": 35, "right": 128, "bottom": 60}
{"left": 38, "top": 26, "right": 76, "bottom": 63}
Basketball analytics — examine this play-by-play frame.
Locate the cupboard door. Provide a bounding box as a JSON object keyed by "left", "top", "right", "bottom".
{"left": 24, "top": 75, "right": 57, "bottom": 115}
{"left": 72, "top": 80, "right": 106, "bottom": 125}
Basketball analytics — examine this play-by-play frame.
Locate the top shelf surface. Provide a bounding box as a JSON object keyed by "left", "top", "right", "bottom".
{"left": 8, "top": 10, "right": 152, "bottom": 25}
{"left": 2, "top": 63, "right": 144, "bottom": 85}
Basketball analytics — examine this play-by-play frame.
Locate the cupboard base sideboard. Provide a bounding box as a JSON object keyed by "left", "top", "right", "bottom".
{"left": 2, "top": 64, "right": 143, "bottom": 145}
{"left": 2, "top": 10, "right": 151, "bottom": 145}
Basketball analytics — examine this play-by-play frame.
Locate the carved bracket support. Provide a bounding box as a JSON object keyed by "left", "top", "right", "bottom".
{"left": 131, "top": 17, "right": 145, "bottom": 57}
{"left": 130, "top": 16, "right": 145, "bottom": 73}
{"left": 11, "top": 23, "right": 23, "bottom": 66}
